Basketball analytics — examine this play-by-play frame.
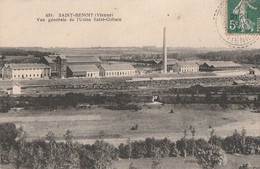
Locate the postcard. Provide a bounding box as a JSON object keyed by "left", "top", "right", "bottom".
{"left": 0, "top": 0, "right": 260, "bottom": 169}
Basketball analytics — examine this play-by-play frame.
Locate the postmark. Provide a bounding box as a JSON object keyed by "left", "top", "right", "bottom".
{"left": 227, "top": 0, "right": 260, "bottom": 34}
{"left": 214, "top": 0, "right": 259, "bottom": 48}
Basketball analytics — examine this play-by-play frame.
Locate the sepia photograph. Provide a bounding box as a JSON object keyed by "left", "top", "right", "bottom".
{"left": 0, "top": 0, "right": 260, "bottom": 168}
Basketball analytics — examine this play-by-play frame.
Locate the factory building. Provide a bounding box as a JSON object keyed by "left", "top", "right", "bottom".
{"left": 41, "top": 55, "right": 59, "bottom": 76}
{"left": 67, "top": 65, "right": 99, "bottom": 78}
{"left": 2, "top": 64, "right": 51, "bottom": 80}
{"left": 174, "top": 61, "right": 199, "bottom": 73}
{"left": 167, "top": 59, "right": 178, "bottom": 72}
{"left": 199, "top": 61, "right": 241, "bottom": 71}
{"left": 99, "top": 63, "right": 135, "bottom": 77}
{"left": 42, "top": 55, "right": 102, "bottom": 78}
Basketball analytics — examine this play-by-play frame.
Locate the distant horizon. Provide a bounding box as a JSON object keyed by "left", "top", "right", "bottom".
{"left": 0, "top": 46, "right": 258, "bottom": 51}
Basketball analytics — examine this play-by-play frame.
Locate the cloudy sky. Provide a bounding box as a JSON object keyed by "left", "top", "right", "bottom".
{"left": 0, "top": 0, "right": 259, "bottom": 48}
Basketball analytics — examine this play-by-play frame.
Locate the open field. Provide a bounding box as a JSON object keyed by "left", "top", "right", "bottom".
{"left": 0, "top": 104, "right": 259, "bottom": 145}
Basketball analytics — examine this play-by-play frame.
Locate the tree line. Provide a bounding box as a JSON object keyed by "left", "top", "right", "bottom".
{"left": 197, "top": 49, "right": 260, "bottom": 65}
{"left": 0, "top": 93, "right": 142, "bottom": 113}
{"left": 1, "top": 88, "right": 260, "bottom": 113}
{"left": 0, "top": 122, "right": 260, "bottom": 169}
{"left": 0, "top": 48, "right": 54, "bottom": 58}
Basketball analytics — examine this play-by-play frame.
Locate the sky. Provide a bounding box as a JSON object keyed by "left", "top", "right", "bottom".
{"left": 0, "top": 0, "right": 259, "bottom": 48}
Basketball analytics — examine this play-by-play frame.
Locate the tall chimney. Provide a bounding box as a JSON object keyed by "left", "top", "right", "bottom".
{"left": 163, "top": 27, "right": 167, "bottom": 73}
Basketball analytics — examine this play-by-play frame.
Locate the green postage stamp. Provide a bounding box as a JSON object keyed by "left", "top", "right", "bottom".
{"left": 228, "top": 0, "right": 260, "bottom": 33}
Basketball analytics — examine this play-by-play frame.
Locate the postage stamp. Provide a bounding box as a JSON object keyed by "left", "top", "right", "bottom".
{"left": 214, "top": 0, "right": 259, "bottom": 48}
{"left": 227, "top": 0, "right": 260, "bottom": 34}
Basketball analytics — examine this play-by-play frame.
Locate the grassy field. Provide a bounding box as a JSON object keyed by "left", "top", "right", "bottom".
{"left": 0, "top": 104, "right": 259, "bottom": 145}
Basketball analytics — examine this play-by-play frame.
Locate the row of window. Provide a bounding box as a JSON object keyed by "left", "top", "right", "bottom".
{"left": 13, "top": 74, "right": 48, "bottom": 78}
{"left": 87, "top": 73, "right": 98, "bottom": 77}
{"left": 181, "top": 69, "right": 198, "bottom": 72}
{"left": 13, "top": 68, "right": 46, "bottom": 71}
{"left": 105, "top": 71, "right": 134, "bottom": 76}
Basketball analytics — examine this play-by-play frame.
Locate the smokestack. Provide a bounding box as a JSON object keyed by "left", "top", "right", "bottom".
{"left": 163, "top": 27, "right": 167, "bottom": 73}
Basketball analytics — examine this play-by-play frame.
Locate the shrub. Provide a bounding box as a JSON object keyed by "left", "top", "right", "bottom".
{"left": 208, "top": 135, "right": 223, "bottom": 148}
{"left": 222, "top": 130, "right": 241, "bottom": 153}
{"left": 131, "top": 141, "right": 147, "bottom": 159}
{"left": 195, "top": 144, "right": 227, "bottom": 169}
{"left": 118, "top": 143, "right": 130, "bottom": 159}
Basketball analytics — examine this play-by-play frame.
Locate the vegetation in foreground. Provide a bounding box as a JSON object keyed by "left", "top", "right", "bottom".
{"left": 0, "top": 122, "right": 260, "bottom": 169}
{"left": 1, "top": 85, "right": 260, "bottom": 113}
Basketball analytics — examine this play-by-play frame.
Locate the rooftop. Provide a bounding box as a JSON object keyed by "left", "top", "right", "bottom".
{"left": 66, "top": 56, "right": 101, "bottom": 63}
{"left": 68, "top": 65, "right": 99, "bottom": 73}
{"left": 6, "top": 64, "right": 50, "bottom": 69}
{"left": 206, "top": 61, "right": 241, "bottom": 68}
{"left": 101, "top": 63, "right": 135, "bottom": 71}
{"left": 57, "top": 55, "right": 67, "bottom": 60}
{"left": 177, "top": 61, "right": 199, "bottom": 66}
{"left": 43, "top": 56, "right": 55, "bottom": 64}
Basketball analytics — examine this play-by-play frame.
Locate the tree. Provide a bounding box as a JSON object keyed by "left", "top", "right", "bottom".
{"left": 126, "top": 138, "right": 131, "bottom": 159}
{"left": 64, "top": 129, "right": 73, "bottom": 145}
{"left": 0, "top": 123, "right": 21, "bottom": 164}
{"left": 45, "top": 131, "right": 56, "bottom": 144}
{"left": 55, "top": 130, "right": 80, "bottom": 169}
{"left": 241, "top": 128, "right": 246, "bottom": 154}
{"left": 176, "top": 130, "right": 187, "bottom": 158}
{"left": 191, "top": 128, "right": 196, "bottom": 157}
{"left": 151, "top": 148, "right": 161, "bottom": 169}
{"left": 92, "top": 140, "right": 116, "bottom": 169}
{"left": 0, "top": 123, "right": 19, "bottom": 145}
{"left": 195, "top": 144, "right": 227, "bottom": 169}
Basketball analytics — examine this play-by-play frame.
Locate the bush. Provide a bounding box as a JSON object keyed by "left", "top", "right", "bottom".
{"left": 208, "top": 135, "right": 223, "bottom": 148}
{"left": 195, "top": 144, "right": 227, "bottom": 169}
{"left": 222, "top": 130, "right": 244, "bottom": 154}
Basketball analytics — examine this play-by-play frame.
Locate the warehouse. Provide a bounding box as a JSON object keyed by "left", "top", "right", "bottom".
{"left": 2, "top": 64, "right": 51, "bottom": 80}
{"left": 99, "top": 63, "right": 135, "bottom": 77}
{"left": 174, "top": 61, "right": 199, "bottom": 73}
{"left": 41, "top": 55, "right": 59, "bottom": 76}
{"left": 43, "top": 55, "right": 102, "bottom": 78}
{"left": 199, "top": 61, "right": 241, "bottom": 71}
{"left": 67, "top": 65, "right": 99, "bottom": 78}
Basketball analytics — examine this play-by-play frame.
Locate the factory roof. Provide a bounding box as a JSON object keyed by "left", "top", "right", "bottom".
{"left": 100, "top": 63, "right": 135, "bottom": 71}
{"left": 167, "top": 59, "right": 178, "bottom": 65}
{"left": 177, "top": 61, "right": 199, "bottom": 66}
{"left": 43, "top": 56, "right": 55, "bottom": 64}
{"left": 195, "top": 61, "right": 207, "bottom": 65}
{"left": 6, "top": 64, "right": 50, "bottom": 69}
{"left": 66, "top": 56, "right": 101, "bottom": 63}
{"left": 68, "top": 65, "right": 99, "bottom": 73}
{"left": 57, "top": 55, "right": 67, "bottom": 60}
{"left": 205, "top": 61, "right": 241, "bottom": 68}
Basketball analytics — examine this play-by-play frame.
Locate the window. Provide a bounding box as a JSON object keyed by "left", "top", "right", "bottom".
{"left": 18, "top": 75, "right": 20, "bottom": 77}
{"left": 14, "top": 75, "right": 16, "bottom": 77}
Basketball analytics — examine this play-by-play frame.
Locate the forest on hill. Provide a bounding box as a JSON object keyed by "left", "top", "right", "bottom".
{"left": 197, "top": 49, "right": 260, "bottom": 65}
